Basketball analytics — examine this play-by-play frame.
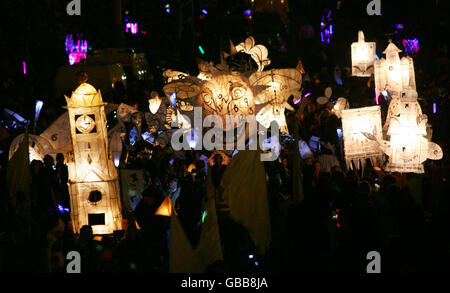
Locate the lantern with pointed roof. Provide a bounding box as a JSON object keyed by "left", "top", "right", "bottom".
{"left": 374, "top": 41, "right": 416, "bottom": 99}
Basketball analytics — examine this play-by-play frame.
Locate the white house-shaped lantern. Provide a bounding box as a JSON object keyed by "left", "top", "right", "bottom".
{"left": 384, "top": 89, "right": 442, "bottom": 173}
{"left": 351, "top": 31, "right": 376, "bottom": 77}
{"left": 341, "top": 106, "right": 384, "bottom": 170}
{"left": 374, "top": 41, "right": 416, "bottom": 99}
{"left": 65, "top": 83, "right": 123, "bottom": 234}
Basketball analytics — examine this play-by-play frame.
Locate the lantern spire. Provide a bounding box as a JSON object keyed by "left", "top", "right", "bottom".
{"left": 358, "top": 30, "right": 365, "bottom": 42}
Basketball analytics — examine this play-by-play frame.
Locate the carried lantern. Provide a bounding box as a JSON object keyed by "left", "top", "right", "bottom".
{"left": 374, "top": 41, "right": 416, "bottom": 99}
{"left": 351, "top": 31, "right": 376, "bottom": 77}
{"left": 65, "top": 83, "right": 123, "bottom": 234}
{"left": 341, "top": 106, "right": 384, "bottom": 170}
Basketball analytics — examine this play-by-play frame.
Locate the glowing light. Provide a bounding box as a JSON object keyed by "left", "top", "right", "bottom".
{"left": 198, "top": 45, "right": 205, "bottom": 55}
{"left": 248, "top": 254, "right": 254, "bottom": 259}
{"left": 201, "top": 9, "right": 208, "bottom": 15}
{"left": 22, "top": 61, "right": 27, "bottom": 74}
{"left": 202, "top": 211, "right": 207, "bottom": 223}
{"left": 114, "top": 158, "right": 120, "bottom": 167}
{"left": 304, "top": 92, "right": 311, "bottom": 98}
{"left": 35, "top": 100, "right": 43, "bottom": 122}
{"left": 433, "top": 102, "right": 437, "bottom": 114}
{"left": 396, "top": 24, "right": 404, "bottom": 30}
{"left": 403, "top": 38, "right": 419, "bottom": 54}
{"left": 125, "top": 23, "right": 138, "bottom": 34}
{"left": 382, "top": 90, "right": 388, "bottom": 97}
{"left": 243, "top": 9, "right": 252, "bottom": 16}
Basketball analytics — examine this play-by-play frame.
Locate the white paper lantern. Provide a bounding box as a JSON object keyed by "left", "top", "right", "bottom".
{"left": 249, "top": 69, "right": 302, "bottom": 134}
{"left": 65, "top": 83, "right": 123, "bottom": 235}
{"left": 374, "top": 41, "right": 416, "bottom": 99}
{"left": 341, "top": 106, "right": 384, "bottom": 170}
{"left": 351, "top": 31, "right": 376, "bottom": 77}
{"left": 384, "top": 90, "right": 442, "bottom": 173}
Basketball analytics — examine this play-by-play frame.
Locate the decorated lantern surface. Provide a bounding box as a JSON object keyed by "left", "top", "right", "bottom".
{"left": 374, "top": 41, "right": 416, "bottom": 99}
{"left": 65, "top": 83, "right": 123, "bottom": 234}
{"left": 341, "top": 106, "right": 384, "bottom": 170}
{"left": 200, "top": 74, "right": 256, "bottom": 130}
{"left": 351, "top": 31, "right": 376, "bottom": 77}
{"left": 249, "top": 68, "right": 302, "bottom": 134}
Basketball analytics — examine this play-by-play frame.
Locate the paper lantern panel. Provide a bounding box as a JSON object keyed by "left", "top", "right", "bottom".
{"left": 351, "top": 31, "right": 376, "bottom": 77}
{"left": 341, "top": 106, "right": 384, "bottom": 169}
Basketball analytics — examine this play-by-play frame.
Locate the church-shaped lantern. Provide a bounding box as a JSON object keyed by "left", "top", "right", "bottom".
{"left": 384, "top": 89, "right": 442, "bottom": 173}
{"left": 351, "top": 31, "right": 376, "bottom": 77}
{"left": 65, "top": 83, "right": 123, "bottom": 234}
{"left": 374, "top": 41, "right": 416, "bottom": 99}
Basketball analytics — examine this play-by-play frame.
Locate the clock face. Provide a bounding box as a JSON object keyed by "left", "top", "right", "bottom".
{"left": 76, "top": 114, "right": 96, "bottom": 133}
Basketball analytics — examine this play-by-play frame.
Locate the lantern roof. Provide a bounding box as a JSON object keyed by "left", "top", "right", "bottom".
{"left": 383, "top": 42, "right": 402, "bottom": 55}
{"left": 65, "top": 83, "right": 104, "bottom": 107}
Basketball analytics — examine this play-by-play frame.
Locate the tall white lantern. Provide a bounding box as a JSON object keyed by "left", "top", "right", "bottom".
{"left": 374, "top": 41, "right": 416, "bottom": 99}
{"left": 65, "top": 83, "right": 123, "bottom": 235}
{"left": 351, "top": 31, "right": 376, "bottom": 77}
{"left": 341, "top": 106, "right": 384, "bottom": 170}
{"left": 384, "top": 89, "right": 442, "bottom": 173}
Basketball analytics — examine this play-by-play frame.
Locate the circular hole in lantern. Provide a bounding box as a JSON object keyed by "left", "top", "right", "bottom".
{"left": 88, "top": 190, "right": 102, "bottom": 204}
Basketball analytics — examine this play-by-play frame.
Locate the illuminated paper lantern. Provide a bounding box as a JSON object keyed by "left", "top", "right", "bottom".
{"left": 341, "top": 106, "right": 384, "bottom": 170}
{"left": 155, "top": 196, "right": 175, "bottom": 217}
{"left": 374, "top": 41, "right": 416, "bottom": 99}
{"left": 332, "top": 97, "right": 349, "bottom": 118}
{"left": 64, "top": 83, "right": 123, "bottom": 235}
{"left": 200, "top": 74, "right": 255, "bottom": 130}
{"left": 249, "top": 69, "right": 302, "bottom": 134}
{"left": 9, "top": 133, "right": 56, "bottom": 162}
{"left": 234, "top": 36, "right": 271, "bottom": 72}
{"left": 351, "top": 31, "right": 376, "bottom": 77}
{"left": 383, "top": 90, "right": 442, "bottom": 173}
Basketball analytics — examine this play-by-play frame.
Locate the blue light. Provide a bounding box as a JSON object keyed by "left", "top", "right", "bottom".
{"left": 249, "top": 254, "right": 254, "bottom": 259}
{"left": 243, "top": 9, "right": 252, "bottom": 16}
{"left": 375, "top": 54, "right": 380, "bottom": 60}
{"left": 433, "top": 102, "right": 437, "bottom": 114}
{"left": 201, "top": 9, "right": 208, "bottom": 15}
{"left": 382, "top": 90, "right": 388, "bottom": 97}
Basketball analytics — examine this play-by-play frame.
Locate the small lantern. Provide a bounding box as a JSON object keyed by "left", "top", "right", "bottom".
{"left": 351, "top": 31, "right": 376, "bottom": 77}
{"left": 341, "top": 106, "right": 384, "bottom": 170}
{"left": 374, "top": 41, "right": 416, "bottom": 99}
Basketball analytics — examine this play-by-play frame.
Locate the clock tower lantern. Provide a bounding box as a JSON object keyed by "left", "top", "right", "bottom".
{"left": 65, "top": 83, "right": 123, "bottom": 234}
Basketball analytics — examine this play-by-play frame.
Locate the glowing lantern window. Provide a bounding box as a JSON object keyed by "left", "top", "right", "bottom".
{"left": 341, "top": 106, "right": 384, "bottom": 170}
{"left": 351, "top": 31, "right": 376, "bottom": 77}
{"left": 374, "top": 41, "right": 416, "bottom": 99}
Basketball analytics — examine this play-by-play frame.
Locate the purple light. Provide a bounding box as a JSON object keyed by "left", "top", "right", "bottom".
{"left": 294, "top": 97, "right": 302, "bottom": 104}
{"left": 403, "top": 38, "right": 419, "bottom": 54}
{"left": 126, "top": 23, "right": 138, "bottom": 34}
{"left": 22, "top": 61, "right": 26, "bottom": 74}
{"left": 65, "top": 34, "right": 88, "bottom": 65}
{"left": 433, "top": 102, "right": 437, "bottom": 114}
{"left": 396, "top": 24, "right": 404, "bottom": 29}
{"left": 375, "top": 87, "right": 379, "bottom": 105}
{"left": 243, "top": 9, "right": 252, "bottom": 16}
{"left": 201, "top": 9, "right": 208, "bottom": 15}
{"left": 166, "top": 8, "right": 171, "bottom": 13}
{"left": 304, "top": 92, "right": 311, "bottom": 98}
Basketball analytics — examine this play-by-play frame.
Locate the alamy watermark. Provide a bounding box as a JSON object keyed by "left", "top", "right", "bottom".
{"left": 366, "top": 0, "right": 381, "bottom": 16}
{"left": 67, "top": 0, "right": 81, "bottom": 16}
{"left": 170, "top": 107, "right": 280, "bottom": 162}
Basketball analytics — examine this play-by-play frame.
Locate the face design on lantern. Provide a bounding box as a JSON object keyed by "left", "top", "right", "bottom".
{"left": 76, "top": 114, "right": 96, "bottom": 133}
{"left": 200, "top": 75, "right": 255, "bottom": 129}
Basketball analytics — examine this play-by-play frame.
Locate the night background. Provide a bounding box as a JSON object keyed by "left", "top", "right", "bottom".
{"left": 0, "top": 0, "right": 449, "bottom": 275}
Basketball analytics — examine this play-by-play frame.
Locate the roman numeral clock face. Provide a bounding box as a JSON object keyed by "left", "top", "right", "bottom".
{"left": 75, "top": 114, "right": 96, "bottom": 134}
